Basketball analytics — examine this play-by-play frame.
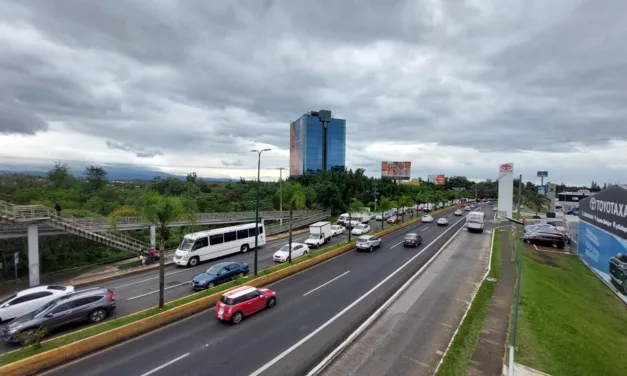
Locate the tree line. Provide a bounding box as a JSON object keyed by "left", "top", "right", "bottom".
{"left": 0, "top": 162, "right": 582, "bottom": 280}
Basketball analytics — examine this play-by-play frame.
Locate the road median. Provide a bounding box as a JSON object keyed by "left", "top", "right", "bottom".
{"left": 0, "top": 207, "right": 455, "bottom": 376}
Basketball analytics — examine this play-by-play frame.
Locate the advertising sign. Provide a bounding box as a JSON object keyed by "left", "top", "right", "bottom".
{"left": 381, "top": 161, "right": 411, "bottom": 181}
{"left": 289, "top": 121, "right": 302, "bottom": 176}
{"left": 435, "top": 174, "right": 446, "bottom": 185}
{"left": 497, "top": 162, "right": 514, "bottom": 218}
{"left": 537, "top": 185, "right": 547, "bottom": 196}
{"left": 537, "top": 171, "right": 548, "bottom": 177}
{"left": 578, "top": 221, "right": 627, "bottom": 303}
{"left": 579, "top": 185, "right": 627, "bottom": 239}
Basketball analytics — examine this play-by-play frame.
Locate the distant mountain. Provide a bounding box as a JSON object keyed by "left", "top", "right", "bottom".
{"left": 0, "top": 164, "right": 233, "bottom": 182}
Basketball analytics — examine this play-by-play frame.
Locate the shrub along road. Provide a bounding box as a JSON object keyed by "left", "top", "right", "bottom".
{"left": 41, "top": 208, "right": 468, "bottom": 376}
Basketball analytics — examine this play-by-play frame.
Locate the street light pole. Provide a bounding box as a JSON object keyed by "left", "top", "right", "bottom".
{"left": 277, "top": 167, "right": 286, "bottom": 226}
{"left": 251, "top": 148, "right": 271, "bottom": 277}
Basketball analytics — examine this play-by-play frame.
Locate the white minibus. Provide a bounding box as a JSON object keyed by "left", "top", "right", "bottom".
{"left": 173, "top": 222, "right": 266, "bottom": 267}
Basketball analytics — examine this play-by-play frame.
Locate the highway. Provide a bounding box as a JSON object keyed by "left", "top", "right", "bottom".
{"left": 0, "top": 214, "right": 404, "bottom": 354}
{"left": 42, "top": 206, "right": 478, "bottom": 376}
{"left": 319, "top": 219, "right": 495, "bottom": 376}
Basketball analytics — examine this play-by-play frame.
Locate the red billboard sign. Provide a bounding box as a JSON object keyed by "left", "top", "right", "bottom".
{"left": 435, "top": 174, "right": 446, "bottom": 185}
{"left": 499, "top": 163, "right": 513, "bottom": 173}
{"left": 381, "top": 161, "right": 411, "bottom": 181}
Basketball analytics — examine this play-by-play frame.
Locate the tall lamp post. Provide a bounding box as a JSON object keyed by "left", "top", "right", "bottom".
{"left": 251, "top": 148, "right": 271, "bottom": 277}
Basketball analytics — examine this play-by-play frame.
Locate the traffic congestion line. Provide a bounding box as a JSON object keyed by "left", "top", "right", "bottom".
{"left": 249, "top": 217, "right": 465, "bottom": 376}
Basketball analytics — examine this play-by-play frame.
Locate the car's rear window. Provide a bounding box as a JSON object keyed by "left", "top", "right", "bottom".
{"left": 220, "top": 296, "right": 236, "bottom": 305}
{"left": 47, "top": 286, "right": 67, "bottom": 291}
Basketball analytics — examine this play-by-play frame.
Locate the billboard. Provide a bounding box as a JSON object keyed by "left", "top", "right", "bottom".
{"left": 435, "top": 174, "right": 446, "bottom": 185}
{"left": 578, "top": 185, "right": 627, "bottom": 303}
{"left": 537, "top": 171, "right": 548, "bottom": 177}
{"left": 289, "top": 121, "right": 302, "bottom": 176}
{"left": 497, "top": 162, "right": 514, "bottom": 218}
{"left": 381, "top": 161, "right": 411, "bottom": 181}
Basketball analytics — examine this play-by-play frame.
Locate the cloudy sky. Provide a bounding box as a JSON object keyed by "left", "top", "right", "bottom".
{"left": 1, "top": 0, "right": 625, "bottom": 185}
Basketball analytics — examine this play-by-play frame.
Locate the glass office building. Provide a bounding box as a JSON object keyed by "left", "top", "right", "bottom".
{"left": 289, "top": 111, "right": 346, "bottom": 176}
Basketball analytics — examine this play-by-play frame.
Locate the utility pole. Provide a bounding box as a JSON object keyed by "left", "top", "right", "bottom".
{"left": 277, "top": 167, "right": 286, "bottom": 226}
{"left": 516, "top": 174, "right": 523, "bottom": 215}
{"left": 373, "top": 182, "right": 378, "bottom": 212}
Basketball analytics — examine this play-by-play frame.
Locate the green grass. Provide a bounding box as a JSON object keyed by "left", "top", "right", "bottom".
{"left": 435, "top": 228, "right": 504, "bottom": 376}
{"left": 514, "top": 249, "right": 627, "bottom": 376}
{"left": 0, "top": 208, "right": 449, "bottom": 367}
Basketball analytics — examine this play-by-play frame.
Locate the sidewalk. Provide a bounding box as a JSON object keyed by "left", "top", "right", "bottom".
{"left": 466, "top": 228, "right": 517, "bottom": 376}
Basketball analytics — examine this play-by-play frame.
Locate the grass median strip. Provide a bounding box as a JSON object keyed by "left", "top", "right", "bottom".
{"left": 0, "top": 209, "right": 448, "bottom": 368}
{"left": 435, "top": 228, "right": 504, "bottom": 376}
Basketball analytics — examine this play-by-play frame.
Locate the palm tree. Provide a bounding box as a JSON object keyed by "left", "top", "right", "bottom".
{"left": 347, "top": 198, "right": 365, "bottom": 242}
{"left": 524, "top": 192, "right": 550, "bottom": 217}
{"left": 378, "top": 197, "right": 394, "bottom": 230}
{"left": 109, "top": 191, "right": 196, "bottom": 308}
{"left": 399, "top": 195, "right": 414, "bottom": 221}
{"left": 282, "top": 183, "right": 307, "bottom": 262}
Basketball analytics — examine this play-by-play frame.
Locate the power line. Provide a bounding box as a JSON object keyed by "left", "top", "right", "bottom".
{"left": 0, "top": 154, "right": 282, "bottom": 171}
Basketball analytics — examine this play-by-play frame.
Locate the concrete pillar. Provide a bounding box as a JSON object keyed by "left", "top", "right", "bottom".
{"left": 150, "top": 225, "right": 156, "bottom": 248}
{"left": 27, "top": 224, "right": 40, "bottom": 287}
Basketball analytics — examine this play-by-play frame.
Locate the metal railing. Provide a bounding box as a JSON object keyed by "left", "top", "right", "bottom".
{"left": 265, "top": 211, "right": 331, "bottom": 236}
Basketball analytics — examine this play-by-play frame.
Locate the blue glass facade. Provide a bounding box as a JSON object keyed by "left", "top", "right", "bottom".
{"left": 289, "top": 113, "right": 346, "bottom": 176}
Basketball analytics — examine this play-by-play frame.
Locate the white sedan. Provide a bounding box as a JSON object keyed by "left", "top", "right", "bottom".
{"left": 437, "top": 217, "right": 449, "bottom": 226}
{"left": 421, "top": 215, "right": 434, "bottom": 223}
{"left": 273, "top": 242, "right": 310, "bottom": 263}
{"left": 351, "top": 224, "right": 371, "bottom": 235}
{"left": 330, "top": 224, "right": 345, "bottom": 236}
{"left": 0, "top": 285, "right": 74, "bottom": 321}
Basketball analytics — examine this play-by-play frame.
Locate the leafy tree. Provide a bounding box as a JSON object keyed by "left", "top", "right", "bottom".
{"left": 378, "top": 197, "right": 394, "bottom": 230}
{"left": 109, "top": 191, "right": 196, "bottom": 307}
{"left": 186, "top": 172, "right": 197, "bottom": 183}
{"left": 84, "top": 165, "right": 108, "bottom": 191}
{"left": 48, "top": 162, "right": 74, "bottom": 189}
{"left": 282, "top": 183, "right": 307, "bottom": 262}
{"left": 523, "top": 192, "right": 550, "bottom": 217}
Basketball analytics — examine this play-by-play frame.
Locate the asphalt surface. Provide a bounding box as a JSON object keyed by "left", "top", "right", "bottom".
{"left": 41, "top": 206, "right": 479, "bottom": 376}
{"left": 0, "top": 215, "right": 405, "bottom": 354}
{"left": 320, "top": 218, "right": 495, "bottom": 376}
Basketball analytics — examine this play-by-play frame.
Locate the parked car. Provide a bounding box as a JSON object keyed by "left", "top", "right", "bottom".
{"left": 351, "top": 224, "right": 371, "bottom": 235}
{"left": 609, "top": 253, "right": 627, "bottom": 294}
{"left": 437, "top": 217, "right": 449, "bottom": 226}
{"left": 522, "top": 231, "right": 565, "bottom": 248}
{"left": 330, "top": 224, "right": 345, "bottom": 236}
{"left": 0, "top": 285, "right": 74, "bottom": 322}
{"left": 215, "top": 286, "right": 276, "bottom": 324}
{"left": 403, "top": 233, "right": 423, "bottom": 247}
{"left": 191, "top": 262, "right": 249, "bottom": 290}
{"left": 1, "top": 287, "right": 115, "bottom": 343}
{"left": 422, "top": 215, "right": 434, "bottom": 223}
{"left": 454, "top": 209, "right": 463, "bottom": 216}
{"left": 356, "top": 235, "right": 382, "bottom": 252}
{"left": 273, "top": 243, "right": 309, "bottom": 263}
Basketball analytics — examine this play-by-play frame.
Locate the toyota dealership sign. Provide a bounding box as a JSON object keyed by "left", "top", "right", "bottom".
{"left": 499, "top": 163, "right": 513, "bottom": 173}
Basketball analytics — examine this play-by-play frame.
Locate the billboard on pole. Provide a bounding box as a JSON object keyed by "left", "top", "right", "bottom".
{"left": 381, "top": 161, "right": 411, "bottom": 181}
{"left": 435, "top": 174, "right": 446, "bottom": 185}
{"left": 537, "top": 171, "right": 548, "bottom": 177}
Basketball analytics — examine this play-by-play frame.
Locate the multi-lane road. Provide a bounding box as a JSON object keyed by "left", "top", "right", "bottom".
{"left": 42, "top": 206, "right": 480, "bottom": 376}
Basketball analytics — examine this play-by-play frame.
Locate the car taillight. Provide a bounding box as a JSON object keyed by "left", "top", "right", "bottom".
{"left": 108, "top": 292, "right": 115, "bottom": 301}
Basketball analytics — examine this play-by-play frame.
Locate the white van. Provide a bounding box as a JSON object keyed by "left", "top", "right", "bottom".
{"left": 173, "top": 222, "right": 266, "bottom": 267}
{"left": 466, "top": 211, "right": 485, "bottom": 233}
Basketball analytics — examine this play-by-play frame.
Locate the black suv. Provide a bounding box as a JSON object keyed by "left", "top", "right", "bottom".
{"left": 609, "top": 253, "right": 627, "bottom": 294}
{"left": 1, "top": 287, "right": 116, "bottom": 344}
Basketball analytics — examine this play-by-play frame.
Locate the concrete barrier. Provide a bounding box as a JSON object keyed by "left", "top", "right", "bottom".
{"left": 0, "top": 207, "right": 455, "bottom": 376}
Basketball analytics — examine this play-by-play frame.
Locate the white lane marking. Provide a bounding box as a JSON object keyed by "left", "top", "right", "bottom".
{"left": 126, "top": 281, "right": 190, "bottom": 301}
{"left": 249, "top": 219, "right": 463, "bottom": 376}
{"left": 140, "top": 353, "right": 189, "bottom": 376}
{"left": 113, "top": 268, "right": 192, "bottom": 289}
{"left": 421, "top": 227, "right": 430, "bottom": 232}
{"left": 534, "top": 244, "right": 538, "bottom": 251}
{"left": 303, "top": 271, "right": 351, "bottom": 297}
{"left": 391, "top": 241, "right": 403, "bottom": 249}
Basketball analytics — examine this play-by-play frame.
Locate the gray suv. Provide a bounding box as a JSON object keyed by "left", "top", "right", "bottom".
{"left": 1, "top": 287, "right": 116, "bottom": 344}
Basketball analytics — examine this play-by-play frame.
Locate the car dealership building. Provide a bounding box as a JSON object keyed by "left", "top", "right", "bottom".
{"left": 578, "top": 185, "right": 627, "bottom": 303}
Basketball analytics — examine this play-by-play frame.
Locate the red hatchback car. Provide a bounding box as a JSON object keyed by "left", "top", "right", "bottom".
{"left": 215, "top": 285, "right": 277, "bottom": 324}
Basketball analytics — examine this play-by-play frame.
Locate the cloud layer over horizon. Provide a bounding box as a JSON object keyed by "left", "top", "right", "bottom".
{"left": 1, "top": 0, "right": 626, "bottom": 185}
